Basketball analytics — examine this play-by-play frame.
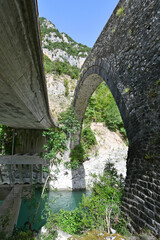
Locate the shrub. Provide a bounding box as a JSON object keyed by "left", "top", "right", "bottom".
{"left": 8, "top": 230, "right": 36, "bottom": 240}
{"left": 63, "top": 79, "right": 69, "bottom": 96}
{"left": 43, "top": 107, "right": 81, "bottom": 163}
{"left": 46, "top": 164, "right": 127, "bottom": 236}
{"left": 43, "top": 38, "right": 90, "bottom": 58}
{"left": 116, "top": 7, "right": 124, "bottom": 17}
{"left": 69, "top": 144, "right": 86, "bottom": 168}
{"left": 43, "top": 55, "right": 80, "bottom": 79}
{"left": 81, "top": 126, "right": 97, "bottom": 151}
{"left": 0, "top": 125, "right": 13, "bottom": 154}
{"left": 84, "top": 82, "right": 127, "bottom": 140}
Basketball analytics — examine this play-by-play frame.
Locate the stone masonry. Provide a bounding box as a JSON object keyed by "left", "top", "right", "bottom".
{"left": 73, "top": 0, "right": 160, "bottom": 236}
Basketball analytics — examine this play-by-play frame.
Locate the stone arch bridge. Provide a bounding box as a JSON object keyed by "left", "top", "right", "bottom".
{"left": 0, "top": 0, "right": 159, "bottom": 236}
{"left": 73, "top": 0, "right": 160, "bottom": 236}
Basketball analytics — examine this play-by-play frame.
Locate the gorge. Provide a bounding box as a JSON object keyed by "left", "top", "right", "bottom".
{"left": 0, "top": 0, "right": 159, "bottom": 239}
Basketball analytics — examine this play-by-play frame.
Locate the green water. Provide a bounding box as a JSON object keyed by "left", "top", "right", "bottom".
{"left": 17, "top": 189, "right": 89, "bottom": 231}
{"left": 0, "top": 200, "right": 3, "bottom": 205}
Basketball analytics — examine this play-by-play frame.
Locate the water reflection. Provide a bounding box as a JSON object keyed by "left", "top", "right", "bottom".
{"left": 48, "top": 190, "right": 89, "bottom": 212}
{"left": 17, "top": 189, "right": 90, "bottom": 230}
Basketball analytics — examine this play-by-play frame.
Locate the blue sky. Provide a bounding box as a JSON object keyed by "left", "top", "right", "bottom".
{"left": 37, "top": 0, "right": 119, "bottom": 47}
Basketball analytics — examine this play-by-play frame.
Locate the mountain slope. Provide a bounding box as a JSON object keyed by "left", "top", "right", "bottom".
{"left": 39, "top": 17, "right": 91, "bottom": 120}
{"left": 40, "top": 17, "right": 90, "bottom": 68}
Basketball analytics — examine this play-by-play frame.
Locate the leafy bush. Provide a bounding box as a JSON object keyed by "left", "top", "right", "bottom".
{"left": 43, "top": 107, "right": 81, "bottom": 163}
{"left": 63, "top": 79, "right": 69, "bottom": 96}
{"left": 43, "top": 55, "right": 79, "bottom": 79}
{"left": 0, "top": 125, "right": 13, "bottom": 154}
{"left": 81, "top": 126, "right": 97, "bottom": 151}
{"left": 116, "top": 7, "right": 124, "bottom": 17}
{"left": 39, "top": 17, "right": 62, "bottom": 40}
{"left": 69, "top": 144, "right": 86, "bottom": 169}
{"left": 58, "top": 107, "right": 81, "bottom": 136}
{"left": 84, "top": 82, "right": 127, "bottom": 140}
{"left": 43, "top": 40, "right": 90, "bottom": 58}
{"left": 46, "top": 164, "right": 127, "bottom": 236}
{"left": 8, "top": 230, "right": 36, "bottom": 240}
{"left": 43, "top": 127, "right": 67, "bottom": 162}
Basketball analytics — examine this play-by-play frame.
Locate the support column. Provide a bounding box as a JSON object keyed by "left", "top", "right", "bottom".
{"left": 7, "top": 165, "right": 12, "bottom": 185}
{"left": 29, "top": 165, "right": 33, "bottom": 184}
{"left": 18, "top": 164, "right": 23, "bottom": 183}
{"left": 0, "top": 168, "right": 3, "bottom": 183}
{"left": 39, "top": 164, "right": 43, "bottom": 183}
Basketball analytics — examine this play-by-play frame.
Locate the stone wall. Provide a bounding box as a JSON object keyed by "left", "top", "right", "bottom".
{"left": 73, "top": 0, "right": 160, "bottom": 236}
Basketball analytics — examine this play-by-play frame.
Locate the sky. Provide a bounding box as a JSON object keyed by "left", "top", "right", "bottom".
{"left": 37, "top": 0, "right": 119, "bottom": 48}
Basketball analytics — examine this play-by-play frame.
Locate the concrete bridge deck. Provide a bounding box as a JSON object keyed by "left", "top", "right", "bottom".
{"left": 0, "top": 0, "right": 55, "bottom": 129}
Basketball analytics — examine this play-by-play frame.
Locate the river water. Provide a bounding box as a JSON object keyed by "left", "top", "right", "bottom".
{"left": 17, "top": 189, "right": 89, "bottom": 231}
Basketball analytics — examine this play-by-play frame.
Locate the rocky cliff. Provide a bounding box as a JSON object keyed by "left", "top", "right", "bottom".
{"left": 39, "top": 17, "right": 128, "bottom": 190}
{"left": 40, "top": 17, "right": 90, "bottom": 68}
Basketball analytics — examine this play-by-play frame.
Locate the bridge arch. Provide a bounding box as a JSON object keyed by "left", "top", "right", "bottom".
{"left": 73, "top": 58, "right": 160, "bottom": 236}
{"left": 73, "top": 59, "right": 131, "bottom": 145}
{"left": 73, "top": 0, "right": 160, "bottom": 235}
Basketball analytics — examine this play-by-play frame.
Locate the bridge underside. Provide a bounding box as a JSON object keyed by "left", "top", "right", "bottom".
{"left": 0, "top": 0, "right": 55, "bottom": 129}
{"left": 74, "top": 0, "right": 160, "bottom": 236}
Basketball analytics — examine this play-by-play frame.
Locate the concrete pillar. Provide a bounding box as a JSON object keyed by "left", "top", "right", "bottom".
{"left": 29, "top": 165, "right": 33, "bottom": 183}
{"left": 18, "top": 164, "right": 23, "bottom": 183}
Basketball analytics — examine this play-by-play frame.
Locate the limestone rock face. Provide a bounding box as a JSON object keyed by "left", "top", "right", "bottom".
{"left": 43, "top": 48, "right": 86, "bottom": 68}
{"left": 49, "top": 123, "right": 128, "bottom": 190}
{"left": 46, "top": 73, "right": 77, "bottom": 121}
{"left": 40, "top": 18, "right": 90, "bottom": 68}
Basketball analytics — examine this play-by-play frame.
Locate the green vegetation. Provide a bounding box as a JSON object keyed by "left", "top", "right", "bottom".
{"left": 43, "top": 127, "right": 67, "bottom": 163}
{"left": 62, "top": 32, "right": 76, "bottom": 44}
{"left": 66, "top": 144, "right": 86, "bottom": 169}
{"left": 7, "top": 230, "right": 36, "bottom": 240}
{"left": 64, "top": 126, "right": 97, "bottom": 169}
{"left": 44, "top": 163, "right": 128, "bottom": 237}
{"left": 39, "top": 17, "right": 90, "bottom": 58}
{"left": 156, "top": 79, "right": 160, "bottom": 85}
{"left": 42, "top": 106, "right": 97, "bottom": 170}
{"left": 43, "top": 55, "right": 79, "bottom": 79}
{"left": 116, "top": 7, "right": 124, "bottom": 17}
{"left": 0, "top": 125, "right": 13, "bottom": 154}
{"left": 84, "top": 82, "right": 127, "bottom": 140}
{"left": 81, "top": 126, "right": 97, "bottom": 151}
{"left": 63, "top": 79, "right": 69, "bottom": 96}
{"left": 122, "top": 87, "right": 132, "bottom": 94}
{"left": 129, "top": 29, "right": 133, "bottom": 35}
{"left": 39, "top": 17, "right": 62, "bottom": 40}
{"left": 44, "top": 40, "right": 90, "bottom": 58}
{"left": 43, "top": 107, "right": 81, "bottom": 164}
